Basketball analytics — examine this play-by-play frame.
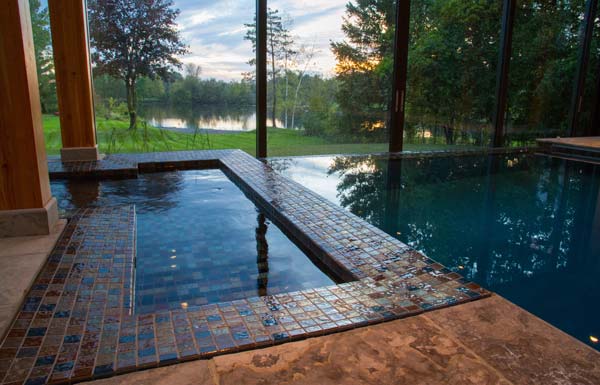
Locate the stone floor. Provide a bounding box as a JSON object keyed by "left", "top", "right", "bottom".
{"left": 84, "top": 295, "right": 600, "bottom": 385}
{"left": 0, "top": 220, "right": 66, "bottom": 338}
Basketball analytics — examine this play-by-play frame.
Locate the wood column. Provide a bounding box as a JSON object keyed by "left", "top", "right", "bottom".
{"left": 48, "top": 0, "right": 99, "bottom": 161}
{"left": 0, "top": 0, "right": 58, "bottom": 237}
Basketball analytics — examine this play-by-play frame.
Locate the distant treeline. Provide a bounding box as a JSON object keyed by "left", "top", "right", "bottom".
{"left": 93, "top": 71, "right": 341, "bottom": 132}
{"left": 93, "top": 73, "right": 255, "bottom": 106}
{"left": 32, "top": 0, "right": 598, "bottom": 147}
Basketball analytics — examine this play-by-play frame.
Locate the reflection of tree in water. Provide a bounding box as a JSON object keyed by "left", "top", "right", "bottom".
{"left": 139, "top": 103, "right": 256, "bottom": 130}
{"left": 255, "top": 213, "right": 269, "bottom": 296}
{"left": 328, "top": 155, "right": 387, "bottom": 226}
{"left": 53, "top": 172, "right": 185, "bottom": 214}
{"left": 328, "top": 154, "right": 600, "bottom": 288}
{"left": 268, "top": 158, "right": 296, "bottom": 173}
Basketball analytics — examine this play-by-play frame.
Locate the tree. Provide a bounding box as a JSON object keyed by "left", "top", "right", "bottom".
{"left": 245, "top": 8, "right": 295, "bottom": 128}
{"left": 290, "top": 44, "right": 318, "bottom": 130}
{"left": 331, "top": 0, "right": 586, "bottom": 145}
{"left": 406, "top": 0, "right": 501, "bottom": 145}
{"left": 88, "top": 0, "right": 187, "bottom": 129}
{"left": 185, "top": 63, "right": 202, "bottom": 79}
{"left": 331, "top": 0, "right": 396, "bottom": 141}
{"left": 507, "top": 0, "right": 583, "bottom": 136}
{"left": 29, "top": 0, "right": 56, "bottom": 113}
{"left": 279, "top": 14, "right": 297, "bottom": 128}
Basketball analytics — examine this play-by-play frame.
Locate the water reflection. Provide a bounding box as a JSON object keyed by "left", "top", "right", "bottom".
{"left": 50, "top": 170, "right": 334, "bottom": 313}
{"left": 255, "top": 213, "right": 269, "bottom": 297}
{"left": 64, "top": 179, "right": 100, "bottom": 209}
{"left": 139, "top": 103, "right": 294, "bottom": 132}
{"left": 52, "top": 172, "right": 184, "bottom": 215}
{"left": 272, "top": 153, "right": 600, "bottom": 349}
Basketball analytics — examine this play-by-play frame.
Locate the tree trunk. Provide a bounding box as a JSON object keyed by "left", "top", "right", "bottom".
{"left": 126, "top": 77, "right": 137, "bottom": 130}
{"left": 443, "top": 125, "right": 455, "bottom": 145}
{"left": 284, "top": 69, "right": 289, "bottom": 128}
{"left": 270, "top": 37, "right": 277, "bottom": 128}
{"left": 270, "top": 65, "right": 277, "bottom": 128}
{"left": 291, "top": 74, "right": 305, "bottom": 130}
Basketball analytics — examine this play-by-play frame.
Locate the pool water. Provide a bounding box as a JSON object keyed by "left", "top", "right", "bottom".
{"left": 271, "top": 153, "right": 600, "bottom": 350}
{"left": 51, "top": 170, "right": 335, "bottom": 314}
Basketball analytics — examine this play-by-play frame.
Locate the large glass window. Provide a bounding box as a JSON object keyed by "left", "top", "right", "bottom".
{"left": 30, "top": 0, "right": 62, "bottom": 155}
{"left": 577, "top": 11, "right": 600, "bottom": 135}
{"left": 262, "top": 0, "right": 395, "bottom": 156}
{"left": 405, "top": 0, "right": 503, "bottom": 149}
{"left": 504, "top": 0, "right": 586, "bottom": 145}
{"left": 87, "top": 0, "right": 256, "bottom": 154}
{"left": 37, "top": 0, "right": 600, "bottom": 156}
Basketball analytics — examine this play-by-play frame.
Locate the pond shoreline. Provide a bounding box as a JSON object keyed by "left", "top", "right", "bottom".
{"left": 155, "top": 125, "right": 250, "bottom": 135}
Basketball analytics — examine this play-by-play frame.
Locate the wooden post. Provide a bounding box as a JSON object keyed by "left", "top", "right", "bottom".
{"left": 0, "top": 0, "right": 58, "bottom": 237}
{"left": 48, "top": 0, "right": 99, "bottom": 161}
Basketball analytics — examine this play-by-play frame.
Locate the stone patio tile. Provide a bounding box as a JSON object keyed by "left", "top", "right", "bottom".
{"left": 0, "top": 220, "right": 66, "bottom": 338}
{"left": 211, "top": 314, "right": 512, "bottom": 385}
{"left": 0, "top": 220, "right": 66, "bottom": 258}
{"left": 79, "top": 296, "right": 600, "bottom": 385}
{"left": 424, "top": 295, "right": 600, "bottom": 385}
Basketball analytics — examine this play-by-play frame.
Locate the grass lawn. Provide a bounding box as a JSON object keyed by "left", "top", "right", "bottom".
{"left": 42, "top": 115, "right": 476, "bottom": 157}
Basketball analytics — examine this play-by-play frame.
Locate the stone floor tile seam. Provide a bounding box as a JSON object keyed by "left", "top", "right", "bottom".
{"left": 417, "top": 310, "right": 517, "bottom": 385}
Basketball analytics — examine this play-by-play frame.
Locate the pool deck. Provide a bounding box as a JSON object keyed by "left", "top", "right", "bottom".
{"left": 537, "top": 137, "right": 600, "bottom": 152}
{"left": 84, "top": 295, "right": 600, "bottom": 385}
{"left": 537, "top": 137, "right": 600, "bottom": 163}
{"left": 1, "top": 148, "right": 599, "bottom": 384}
{"left": 0, "top": 221, "right": 66, "bottom": 338}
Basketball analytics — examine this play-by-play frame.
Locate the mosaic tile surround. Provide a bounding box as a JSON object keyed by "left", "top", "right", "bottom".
{"left": 1, "top": 150, "right": 492, "bottom": 384}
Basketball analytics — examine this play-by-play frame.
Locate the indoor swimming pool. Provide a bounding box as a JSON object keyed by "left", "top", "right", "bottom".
{"left": 271, "top": 152, "right": 600, "bottom": 350}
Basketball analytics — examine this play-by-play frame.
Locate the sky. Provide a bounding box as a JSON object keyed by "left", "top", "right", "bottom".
{"left": 41, "top": 0, "right": 349, "bottom": 81}
{"left": 173, "top": 0, "right": 348, "bottom": 80}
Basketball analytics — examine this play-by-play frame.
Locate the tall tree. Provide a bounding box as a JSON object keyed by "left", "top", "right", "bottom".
{"left": 88, "top": 0, "right": 187, "bottom": 129}
{"left": 406, "top": 0, "right": 501, "bottom": 145}
{"left": 29, "top": 0, "right": 56, "bottom": 113}
{"left": 245, "top": 8, "right": 295, "bottom": 128}
{"left": 331, "top": 0, "right": 396, "bottom": 141}
{"left": 185, "top": 63, "right": 202, "bottom": 79}
{"left": 332, "top": 0, "right": 585, "bottom": 145}
{"left": 507, "top": 0, "right": 583, "bottom": 135}
{"left": 290, "top": 44, "right": 318, "bottom": 129}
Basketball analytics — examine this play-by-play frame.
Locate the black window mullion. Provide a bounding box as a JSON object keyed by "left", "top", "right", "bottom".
{"left": 389, "top": 0, "right": 410, "bottom": 153}
{"left": 256, "top": 0, "right": 267, "bottom": 158}
{"left": 569, "top": 0, "right": 598, "bottom": 137}
{"left": 492, "top": 0, "right": 517, "bottom": 147}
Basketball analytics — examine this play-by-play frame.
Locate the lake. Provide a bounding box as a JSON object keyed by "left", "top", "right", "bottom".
{"left": 139, "top": 103, "right": 298, "bottom": 132}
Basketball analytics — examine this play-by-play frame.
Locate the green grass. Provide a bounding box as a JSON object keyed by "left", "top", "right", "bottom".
{"left": 42, "top": 115, "right": 476, "bottom": 157}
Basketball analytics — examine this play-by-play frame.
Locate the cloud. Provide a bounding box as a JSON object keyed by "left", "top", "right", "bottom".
{"left": 173, "top": 0, "right": 348, "bottom": 80}
{"left": 43, "top": 0, "right": 350, "bottom": 81}
{"left": 173, "top": 0, "right": 256, "bottom": 79}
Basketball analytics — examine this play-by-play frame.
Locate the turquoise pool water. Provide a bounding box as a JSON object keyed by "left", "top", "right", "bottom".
{"left": 271, "top": 153, "right": 600, "bottom": 350}
{"left": 51, "top": 170, "right": 335, "bottom": 313}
